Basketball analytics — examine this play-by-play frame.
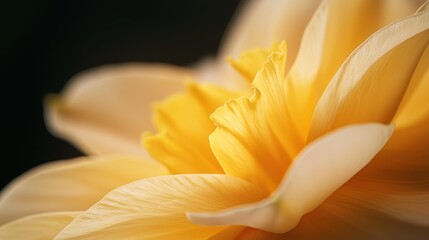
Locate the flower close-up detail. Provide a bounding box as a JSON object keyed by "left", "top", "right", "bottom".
{"left": 1, "top": 0, "right": 429, "bottom": 239}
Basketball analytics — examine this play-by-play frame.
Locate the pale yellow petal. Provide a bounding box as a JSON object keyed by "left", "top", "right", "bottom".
{"left": 218, "top": 0, "right": 321, "bottom": 87}
{"left": 309, "top": 8, "right": 429, "bottom": 140}
{"left": 210, "top": 43, "right": 303, "bottom": 193}
{"left": 287, "top": 0, "right": 424, "bottom": 140}
{"left": 0, "top": 212, "right": 79, "bottom": 240}
{"left": 143, "top": 82, "right": 240, "bottom": 174}
{"left": 45, "top": 63, "right": 191, "bottom": 157}
{"left": 188, "top": 124, "right": 393, "bottom": 233}
{"left": 54, "top": 174, "right": 266, "bottom": 240}
{"left": 0, "top": 155, "right": 168, "bottom": 224}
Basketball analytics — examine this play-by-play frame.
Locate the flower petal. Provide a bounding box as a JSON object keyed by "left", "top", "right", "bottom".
{"left": 54, "top": 174, "right": 266, "bottom": 240}
{"left": 210, "top": 43, "right": 303, "bottom": 193}
{"left": 287, "top": 0, "right": 424, "bottom": 140}
{"left": 232, "top": 195, "right": 429, "bottom": 240}
{"left": 310, "top": 7, "right": 429, "bottom": 140}
{"left": 143, "top": 82, "right": 240, "bottom": 174}
{"left": 0, "top": 155, "right": 168, "bottom": 224}
{"left": 188, "top": 124, "right": 393, "bottom": 234}
{"left": 392, "top": 41, "right": 429, "bottom": 148}
{"left": 45, "top": 63, "right": 191, "bottom": 157}
{"left": 227, "top": 43, "right": 279, "bottom": 83}
{"left": 219, "top": 0, "right": 321, "bottom": 79}
{"left": 0, "top": 212, "right": 79, "bottom": 240}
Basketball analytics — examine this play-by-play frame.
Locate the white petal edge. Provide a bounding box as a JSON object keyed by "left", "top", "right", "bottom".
{"left": 188, "top": 123, "right": 394, "bottom": 233}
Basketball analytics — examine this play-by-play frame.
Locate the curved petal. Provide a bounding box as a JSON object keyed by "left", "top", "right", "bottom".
{"left": 45, "top": 63, "right": 191, "bottom": 157}
{"left": 0, "top": 155, "right": 169, "bottom": 224}
{"left": 218, "top": 0, "right": 321, "bottom": 83}
{"left": 309, "top": 7, "right": 429, "bottom": 140}
{"left": 0, "top": 212, "right": 79, "bottom": 240}
{"left": 54, "top": 174, "right": 266, "bottom": 240}
{"left": 287, "top": 0, "right": 425, "bottom": 140}
{"left": 210, "top": 43, "right": 303, "bottom": 193}
{"left": 188, "top": 124, "right": 393, "bottom": 233}
{"left": 201, "top": 0, "right": 320, "bottom": 89}
{"left": 392, "top": 40, "right": 429, "bottom": 149}
{"left": 143, "top": 82, "right": 240, "bottom": 174}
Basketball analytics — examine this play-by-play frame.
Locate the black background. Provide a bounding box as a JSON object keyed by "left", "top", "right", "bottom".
{"left": 1, "top": 0, "right": 241, "bottom": 189}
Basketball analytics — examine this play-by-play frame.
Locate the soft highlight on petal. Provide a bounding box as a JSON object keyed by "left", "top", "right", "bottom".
{"left": 45, "top": 63, "right": 190, "bottom": 157}
{"left": 0, "top": 155, "right": 168, "bottom": 224}
{"left": 0, "top": 212, "right": 79, "bottom": 240}
{"left": 188, "top": 124, "right": 393, "bottom": 234}
{"left": 55, "top": 174, "right": 266, "bottom": 240}
{"left": 310, "top": 7, "right": 429, "bottom": 140}
{"left": 287, "top": 0, "right": 425, "bottom": 140}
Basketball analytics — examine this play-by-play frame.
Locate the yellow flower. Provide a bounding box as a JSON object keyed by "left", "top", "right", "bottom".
{"left": 1, "top": 0, "right": 429, "bottom": 239}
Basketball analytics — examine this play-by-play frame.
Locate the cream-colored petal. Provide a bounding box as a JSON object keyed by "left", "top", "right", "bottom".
{"left": 0, "top": 155, "right": 168, "bottom": 224}
{"left": 45, "top": 63, "right": 191, "bottom": 157}
{"left": 287, "top": 0, "right": 425, "bottom": 140}
{"left": 309, "top": 8, "right": 429, "bottom": 140}
{"left": 219, "top": 0, "right": 320, "bottom": 61}
{"left": 0, "top": 211, "right": 79, "bottom": 240}
{"left": 54, "top": 174, "right": 266, "bottom": 240}
{"left": 143, "top": 82, "right": 239, "bottom": 174}
{"left": 188, "top": 124, "right": 393, "bottom": 233}
{"left": 214, "top": 0, "right": 321, "bottom": 89}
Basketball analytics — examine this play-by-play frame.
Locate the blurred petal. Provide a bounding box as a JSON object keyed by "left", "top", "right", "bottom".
{"left": 219, "top": 0, "right": 320, "bottom": 84}
{"left": 144, "top": 82, "right": 239, "bottom": 174}
{"left": 0, "top": 212, "right": 79, "bottom": 240}
{"left": 207, "top": 226, "right": 244, "bottom": 240}
{"left": 0, "top": 155, "right": 168, "bottom": 224}
{"left": 55, "top": 174, "right": 266, "bottom": 240}
{"left": 210, "top": 43, "right": 302, "bottom": 192}
{"left": 45, "top": 63, "right": 191, "bottom": 157}
{"left": 288, "top": 0, "right": 424, "bottom": 140}
{"left": 369, "top": 191, "right": 429, "bottom": 226}
{"left": 227, "top": 43, "right": 278, "bottom": 83}
{"left": 310, "top": 7, "right": 429, "bottom": 140}
{"left": 233, "top": 196, "right": 429, "bottom": 240}
{"left": 188, "top": 124, "right": 393, "bottom": 233}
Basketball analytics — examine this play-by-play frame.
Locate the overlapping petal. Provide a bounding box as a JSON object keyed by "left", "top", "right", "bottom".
{"left": 188, "top": 124, "right": 393, "bottom": 233}
{"left": 54, "top": 174, "right": 266, "bottom": 240}
{"left": 0, "top": 212, "right": 79, "bottom": 240}
{"left": 45, "top": 63, "right": 191, "bottom": 157}
{"left": 0, "top": 155, "right": 168, "bottom": 224}
{"left": 210, "top": 43, "right": 302, "bottom": 193}
{"left": 217, "top": 0, "right": 321, "bottom": 89}
{"left": 309, "top": 6, "right": 429, "bottom": 140}
{"left": 143, "top": 82, "right": 240, "bottom": 174}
